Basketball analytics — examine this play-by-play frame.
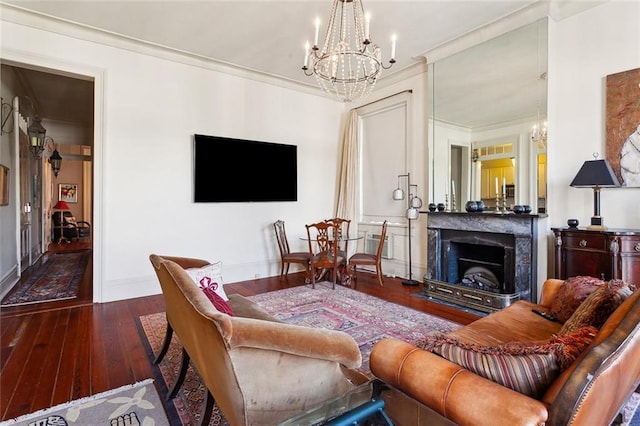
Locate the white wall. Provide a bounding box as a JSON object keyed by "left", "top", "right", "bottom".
{"left": 0, "top": 67, "right": 19, "bottom": 296}
{"left": 350, "top": 65, "right": 430, "bottom": 281}
{"left": 1, "top": 13, "right": 344, "bottom": 302}
{"left": 548, "top": 1, "right": 640, "bottom": 232}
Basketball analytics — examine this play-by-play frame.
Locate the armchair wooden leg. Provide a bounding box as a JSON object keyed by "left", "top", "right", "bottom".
{"left": 167, "top": 348, "right": 190, "bottom": 400}
{"left": 198, "top": 389, "right": 215, "bottom": 426}
{"left": 154, "top": 319, "right": 173, "bottom": 365}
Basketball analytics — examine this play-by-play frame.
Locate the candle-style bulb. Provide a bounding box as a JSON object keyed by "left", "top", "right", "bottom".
{"left": 391, "top": 34, "right": 397, "bottom": 60}
{"left": 303, "top": 41, "right": 310, "bottom": 67}
{"left": 314, "top": 17, "right": 321, "bottom": 47}
{"left": 365, "top": 13, "right": 371, "bottom": 40}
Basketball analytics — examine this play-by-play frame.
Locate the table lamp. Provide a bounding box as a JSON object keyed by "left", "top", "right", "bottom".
{"left": 570, "top": 156, "right": 620, "bottom": 230}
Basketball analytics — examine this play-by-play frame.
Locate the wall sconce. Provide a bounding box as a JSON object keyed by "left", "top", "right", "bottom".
{"left": 27, "top": 115, "right": 47, "bottom": 159}
{"left": 393, "top": 173, "right": 422, "bottom": 286}
{"left": 570, "top": 154, "right": 620, "bottom": 230}
{"left": 1, "top": 96, "right": 47, "bottom": 160}
{"left": 1, "top": 97, "right": 13, "bottom": 135}
{"left": 48, "top": 141, "right": 62, "bottom": 178}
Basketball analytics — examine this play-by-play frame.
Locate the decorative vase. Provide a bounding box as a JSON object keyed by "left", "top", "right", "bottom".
{"left": 513, "top": 205, "right": 525, "bottom": 214}
{"left": 465, "top": 201, "right": 478, "bottom": 212}
{"left": 428, "top": 203, "right": 437, "bottom": 212}
{"left": 523, "top": 205, "right": 532, "bottom": 213}
{"left": 475, "top": 200, "right": 485, "bottom": 212}
{"left": 436, "top": 203, "right": 446, "bottom": 212}
{"left": 567, "top": 219, "right": 579, "bottom": 228}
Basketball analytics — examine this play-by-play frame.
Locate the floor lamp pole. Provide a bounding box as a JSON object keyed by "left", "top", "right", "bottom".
{"left": 402, "top": 216, "right": 419, "bottom": 285}
{"left": 403, "top": 173, "right": 420, "bottom": 286}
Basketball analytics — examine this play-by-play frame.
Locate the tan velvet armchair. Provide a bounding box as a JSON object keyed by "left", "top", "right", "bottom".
{"left": 149, "top": 254, "right": 369, "bottom": 425}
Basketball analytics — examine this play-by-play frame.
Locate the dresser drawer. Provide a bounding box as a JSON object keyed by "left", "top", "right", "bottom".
{"left": 619, "top": 237, "right": 640, "bottom": 254}
{"left": 562, "top": 233, "right": 608, "bottom": 251}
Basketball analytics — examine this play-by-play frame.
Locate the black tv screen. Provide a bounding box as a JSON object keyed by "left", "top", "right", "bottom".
{"left": 194, "top": 134, "right": 297, "bottom": 202}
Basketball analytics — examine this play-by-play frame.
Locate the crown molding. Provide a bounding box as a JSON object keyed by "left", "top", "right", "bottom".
{"left": 419, "top": 1, "right": 551, "bottom": 64}
{"left": 418, "top": 0, "right": 605, "bottom": 64}
{"left": 0, "top": 3, "right": 329, "bottom": 101}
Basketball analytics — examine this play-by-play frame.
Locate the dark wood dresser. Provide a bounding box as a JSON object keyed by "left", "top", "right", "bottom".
{"left": 552, "top": 227, "right": 640, "bottom": 286}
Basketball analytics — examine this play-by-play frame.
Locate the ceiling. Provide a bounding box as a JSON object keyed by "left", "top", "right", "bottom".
{"left": 2, "top": 1, "right": 591, "bottom": 129}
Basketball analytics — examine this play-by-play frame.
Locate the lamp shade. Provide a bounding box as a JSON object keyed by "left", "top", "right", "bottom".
{"left": 570, "top": 159, "right": 620, "bottom": 188}
{"left": 392, "top": 187, "right": 404, "bottom": 200}
{"left": 406, "top": 207, "right": 419, "bottom": 220}
{"left": 53, "top": 200, "right": 70, "bottom": 210}
{"left": 410, "top": 195, "right": 423, "bottom": 209}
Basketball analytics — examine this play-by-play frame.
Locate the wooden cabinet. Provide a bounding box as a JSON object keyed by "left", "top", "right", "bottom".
{"left": 553, "top": 227, "right": 640, "bottom": 286}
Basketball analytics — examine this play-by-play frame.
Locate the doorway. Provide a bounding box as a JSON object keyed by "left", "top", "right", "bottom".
{"left": 1, "top": 63, "right": 95, "bottom": 305}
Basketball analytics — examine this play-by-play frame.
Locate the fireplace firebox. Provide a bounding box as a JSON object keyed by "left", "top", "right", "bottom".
{"left": 424, "top": 212, "right": 546, "bottom": 313}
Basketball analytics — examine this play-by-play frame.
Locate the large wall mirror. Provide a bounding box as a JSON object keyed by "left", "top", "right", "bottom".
{"left": 429, "top": 18, "right": 548, "bottom": 213}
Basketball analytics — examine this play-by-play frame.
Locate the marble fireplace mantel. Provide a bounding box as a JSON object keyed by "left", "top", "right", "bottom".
{"left": 424, "top": 211, "right": 548, "bottom": 312}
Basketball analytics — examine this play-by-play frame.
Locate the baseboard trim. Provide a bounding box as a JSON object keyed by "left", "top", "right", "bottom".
{"left": 0, "top": 265, "right": 20, "bottom": 302}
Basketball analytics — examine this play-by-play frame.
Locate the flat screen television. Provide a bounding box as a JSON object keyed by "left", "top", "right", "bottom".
{"left": 194, "top": 134, "right": 297, "bottom": 202}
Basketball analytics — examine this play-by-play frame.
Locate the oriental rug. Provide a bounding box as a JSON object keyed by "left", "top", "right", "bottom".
{"left": 1, "top": 251, "right": 89, "bottom": 306}
{"left": 0, "top": 379, "right": 169, "bottom": 426}
{"left": 137, "top": 282, "right": 461, "bottom": 425}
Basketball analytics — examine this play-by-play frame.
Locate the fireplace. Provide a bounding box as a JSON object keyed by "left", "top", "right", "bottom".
{"left": 424, "top": 212, "right": 546, "bottom": 313}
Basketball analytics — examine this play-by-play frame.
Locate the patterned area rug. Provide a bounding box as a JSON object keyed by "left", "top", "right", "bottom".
{"left": 0, "top": 379, "right": 169, "bottom": 425}
{"left": 1, "top": 251, "right": 90, "bottom": 306}
{"left": 250, "top": 282, "right": 461, "bottom": 373}
{"left": 136, "top": 282, "right": 461, "bottom": 425}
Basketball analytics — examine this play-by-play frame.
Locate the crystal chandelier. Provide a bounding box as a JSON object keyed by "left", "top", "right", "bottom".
{"left": 302, "top": 0, "right": 396, "bottom": 103}
{"left": 531, "top": 120, "right": 547, "bottom": 147}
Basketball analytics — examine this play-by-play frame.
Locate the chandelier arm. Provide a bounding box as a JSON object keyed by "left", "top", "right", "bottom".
{"left": 380, "top": 59, "right": 396, "bottom": 70}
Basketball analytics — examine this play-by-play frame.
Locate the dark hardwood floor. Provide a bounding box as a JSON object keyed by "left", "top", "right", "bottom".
{"left": 0, "top": 255, "right": 480, "bottom": 421}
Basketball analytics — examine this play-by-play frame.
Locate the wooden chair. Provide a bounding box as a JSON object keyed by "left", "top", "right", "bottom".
{"left": 306, "top": 221, "right": 346, "bottom": 289}
{"left": 324, "top": 217, "right": 351, "bottom": 257}
{"left": 348, "top": 220, "right": 388, "bottom": 287}
{"left": 273, "top": 220, "right": 311, "bottom": 279}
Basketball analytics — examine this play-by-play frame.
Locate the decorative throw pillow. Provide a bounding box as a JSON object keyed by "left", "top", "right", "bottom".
{"left": 559, "top": 280, "right": 635, "bottom": 335}
{"left": 185, "top": 262, "right": 229, "bottom": 301}
{"left": 202, "top": 286, "right": 235, "bottom": 316}
{"left": 549, "top": 276, "right": 605, "bottom": 323}
{"left": 415, "top": 326, "right": 597, "bottom": 398}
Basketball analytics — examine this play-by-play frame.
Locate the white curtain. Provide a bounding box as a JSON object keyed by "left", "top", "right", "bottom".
{"left": 334, "top": 109, "right": 359, "bottom": 245}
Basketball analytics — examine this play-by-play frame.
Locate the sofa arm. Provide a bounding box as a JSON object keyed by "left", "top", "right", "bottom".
{"left": 538, "top": 278, "right": 564, "bottom": 307}
{"left": 228, "top": 317, "right": 362, "bottom": 369}
{"left": 370, "top": 339, "right": 548, "bottom": 426}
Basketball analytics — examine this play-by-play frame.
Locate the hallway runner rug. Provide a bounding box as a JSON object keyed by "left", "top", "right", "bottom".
{"left": 137, "top": 282, "right": 461, "bottom": 425}
{"left": 1, "top": 251, "right": 90, "bottom": 306}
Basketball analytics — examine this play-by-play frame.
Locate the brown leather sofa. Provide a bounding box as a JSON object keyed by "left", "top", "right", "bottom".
{"left": 370, "top": 279, "right": 640, "bottom": 426}
{"left": 149, "top": 254, "right": 369, "bottom": 425}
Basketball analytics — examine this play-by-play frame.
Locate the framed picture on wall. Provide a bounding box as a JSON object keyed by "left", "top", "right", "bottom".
{"left": 605, "top": 67, "right": 640, "bottom": 187}
{"left": 59, "top": 183, "right": 78, "bottom": 204}
{"left": 0, "top": 164, "right": 9, "bottom": 206}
